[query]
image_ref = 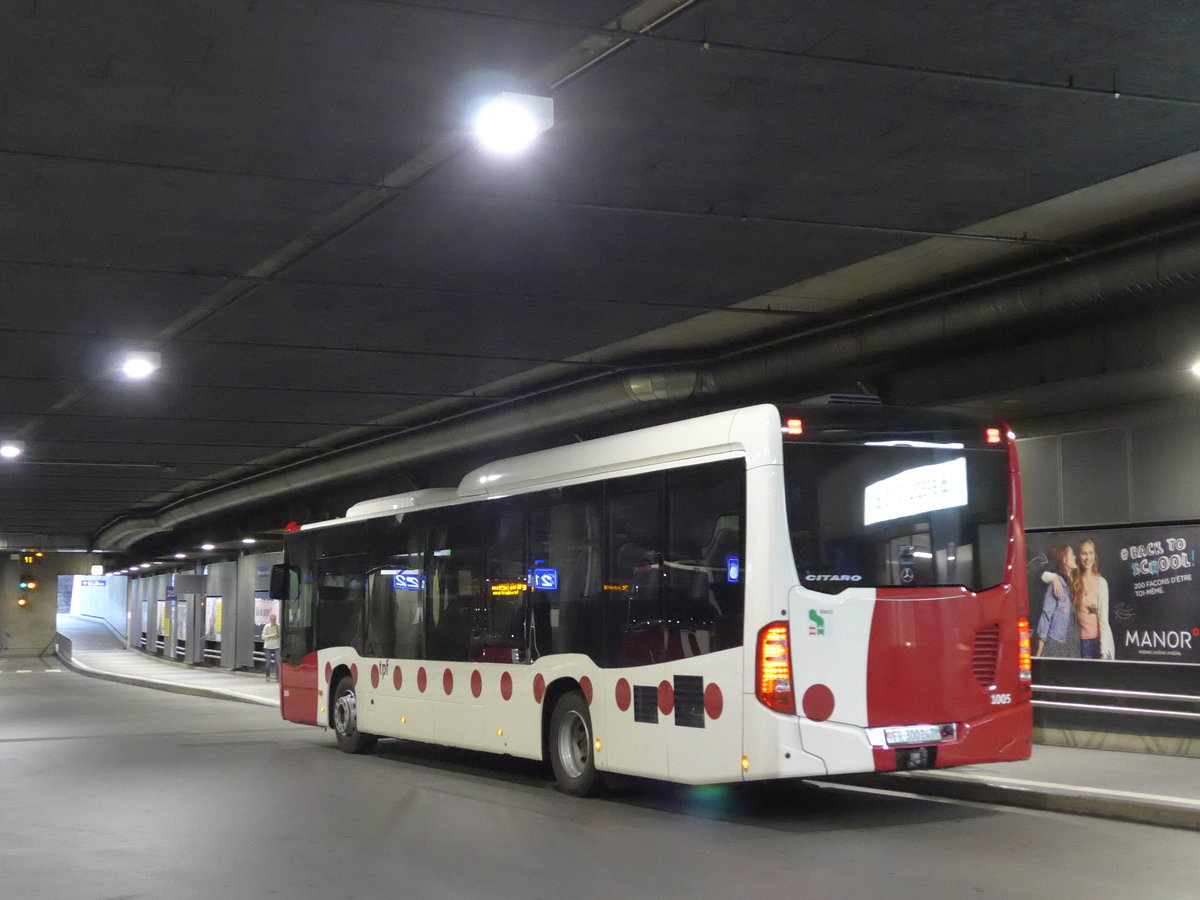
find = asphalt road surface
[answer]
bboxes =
[2,662,1193,900]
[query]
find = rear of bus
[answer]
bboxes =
[747,404,1032,778]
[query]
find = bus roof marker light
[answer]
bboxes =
[1,440,24,459]
[120,350,161,380]
[472,92,553,155]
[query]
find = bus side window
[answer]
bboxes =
[664,461,746,657]
[367,515,427,660]
[315,553,367,655]
[528,485,603,661]
[426,505,482,662]
[606,473,665,667]
[476,499,529,663]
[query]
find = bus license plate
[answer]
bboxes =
[885,725,941,746]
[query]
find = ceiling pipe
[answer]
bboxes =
[92,369,709,550]
[93,220,1200,552]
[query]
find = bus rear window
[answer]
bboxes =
[783,443,1009,593]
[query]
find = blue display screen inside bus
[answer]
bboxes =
[726,556,741,583]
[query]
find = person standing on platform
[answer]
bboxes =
[263,613,281,682]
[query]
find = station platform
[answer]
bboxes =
[55,614,279,708]
[52,615,1200,830]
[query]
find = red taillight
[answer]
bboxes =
[785,418,803,435]
[756,621,795,714]
[986,427,1003,444]
[1017,617,1032,682]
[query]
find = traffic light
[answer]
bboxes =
[14,550,42,609]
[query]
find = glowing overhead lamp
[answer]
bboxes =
[241,537,257,545]
[472,92,553,155]
[200,543,216,551]
[1191,359,1200,377]
[121,350,161,380]
[0,440,24,459]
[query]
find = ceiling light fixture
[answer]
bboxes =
[472,92,553,155]
[200,543,216,551]
[241,537,257,545]
[121,350,161,380]
[0,440,24,459]
[1191,359,1200,377]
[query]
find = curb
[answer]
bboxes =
[55,642,280,709]
[831,771,1200,832]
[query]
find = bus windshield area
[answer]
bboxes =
[783,442,1010,593]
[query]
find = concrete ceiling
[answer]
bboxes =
[4,0,1200,556]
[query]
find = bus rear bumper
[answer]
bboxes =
[868,701,1033,772]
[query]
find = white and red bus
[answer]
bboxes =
[271,401,1032,794]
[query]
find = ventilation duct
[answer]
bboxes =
[93,221,1200,551]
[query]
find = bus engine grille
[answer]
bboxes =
[972,624,1001,686]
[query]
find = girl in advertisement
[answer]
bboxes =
[1077,538,1115,660]
[1036,543,1080,657]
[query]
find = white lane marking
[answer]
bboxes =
[907,770,1200,808]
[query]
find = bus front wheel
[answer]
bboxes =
[548,691,603,796]
[332,676,377,755]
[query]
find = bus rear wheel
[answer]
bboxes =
[332,676,377,755]
[548,691,603,796]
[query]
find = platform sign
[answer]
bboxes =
[393,570,422,591]
[533,568,559,591]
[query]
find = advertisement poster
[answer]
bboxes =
[175,598,189,643]
[1027,526,1199,664]
[205,596,222,642]
[254,594,281,638]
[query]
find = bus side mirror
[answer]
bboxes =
[270,564,300,600]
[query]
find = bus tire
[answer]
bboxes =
[548,690,603,796]
[332,676,377,755]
